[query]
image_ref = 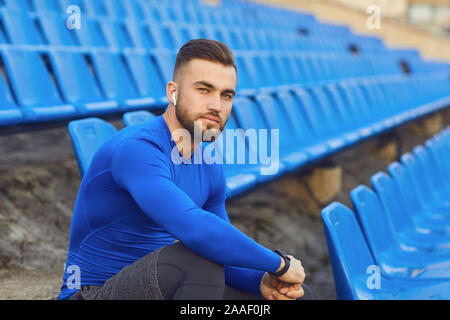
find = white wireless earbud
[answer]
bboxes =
[172,92,177,106]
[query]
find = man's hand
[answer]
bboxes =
[275,255,306,285]
[260,272,305,300]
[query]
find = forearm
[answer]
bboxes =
[225,265,265,294]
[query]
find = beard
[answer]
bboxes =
[174,95,225,143]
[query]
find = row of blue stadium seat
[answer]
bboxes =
[1,44,446,128]
[0,8,361,53]
[233,51,405,95]
[322,127,450,299]
[0,0,317,30]
[66,70,450,197]
[0,47,171,126]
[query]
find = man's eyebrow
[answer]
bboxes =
[193,81,215,89]
[194,81,235,96]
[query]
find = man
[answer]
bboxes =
[58,39,314,300]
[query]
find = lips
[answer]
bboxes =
[200,115,220,124]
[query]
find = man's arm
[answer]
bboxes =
[202,167,265,294]
[111,137,282,273]
[203,164,306,297]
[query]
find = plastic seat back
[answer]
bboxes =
[387,161,424,219]
[68,118,118,177]
[276,90,314,143]
[350,185,397,258]
[255,93,296,149]
[1,48,64,109]
[48,50,105,105]
[0,9,43,45]
[38,13,79,46]
[123,50,167,103]
[123,110,156,127]
[90,50,139,102]
[371,171,412,233]
[322,202,377,300]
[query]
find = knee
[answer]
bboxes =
[160,242,224,284]
[180,244,225,282]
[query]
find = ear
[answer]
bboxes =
[166,81,178,106]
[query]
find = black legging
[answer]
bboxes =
[157,241,315,300]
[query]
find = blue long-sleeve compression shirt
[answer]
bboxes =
[57,115,281,300]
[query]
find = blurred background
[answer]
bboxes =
[260,0,450,61]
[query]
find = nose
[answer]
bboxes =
[207,93,222,113]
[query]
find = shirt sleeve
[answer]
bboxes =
[202,164,266,294]
[111,137,281,273]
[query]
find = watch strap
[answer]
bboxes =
[270,249,290,277]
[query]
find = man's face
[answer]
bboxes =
[173,59,236,142]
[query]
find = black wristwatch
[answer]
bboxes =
[270,249,291,277]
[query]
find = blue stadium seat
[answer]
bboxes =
[216,113,258,198]
[77,0,107,18]
[278,89,327,158]
[0,9,44,45]
[151,48,176,85]
[140,23,170,49]
[102,0,128,19]
[162,23,195,50]
[233,52,258,96]
[337,82,378,137]
[350,185,450,280]
[72,17,108,47]
[414,145,450,207]
[119,0,147,22]
[68,117,117,177]
[426,134,450,195]
[98,18,135,49]
[139,2,169,23]
[1,0,33,11]
[254,93,309,171]
[122,49,168,106]
[214,26,243,50]
[294,87,347,152]
[389,157,450,235]
[253,53,279,92]
[232,96,287,178]
[47,49,120,115]
[38,13,79,46]
[125,19,153,49]
[322,83,360,143]
[89,50,156,111]
[122,110,156,127]
[401,152,450,218]
[0,48,77,122]
[32,0,62,13]
[57,0,84,16]
[0,74,23,127]
[322,202,450,300]
[370,171,450,255]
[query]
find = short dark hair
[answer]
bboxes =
[173,39,237,80]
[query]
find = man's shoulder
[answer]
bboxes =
[114,118,169,153]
